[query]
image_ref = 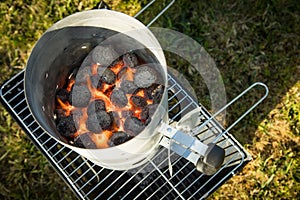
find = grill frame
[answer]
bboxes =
[0,70,251,199]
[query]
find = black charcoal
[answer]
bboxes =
[124,117,145,136]
[117,66,128,79]
[86,110,113,133]
[108,131,133,146]
[70,85,91,107]
[145,84,164,101]
[134,65,157,88]
[87,99,106,115]
[120,80,138,94]
[74,132,97,149]
[56,89,70,103]
[140,106,149,122]
[110,88,128,108]
[54,109,66,120]
[130,95,147,108]
[92,45,118,67]
[97,67,116,85]
[56,115,77,138]
[123,53,138,68]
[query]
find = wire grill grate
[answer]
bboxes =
[1,70,251,199]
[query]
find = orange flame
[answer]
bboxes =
[110,60,124,74]
[66,79,75,92]
[56,98,74,116]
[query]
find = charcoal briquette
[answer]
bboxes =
[130,95,147,108]
[123,53,138,68]
[120,80,138,94]
[56,115,77,138]
[56,89,70,103]
[90,75,103,90]
[121,110,133,118]
[108,131,133,146]
[147,104,158,117]
[92,45,118,67]
[70,85,91,107]
[145,84,164,101]
[124,117,145,136]
[87,99,106,115]
[140,106,149,122]
[86,110,113,133]
[134,65,157,88]
[151,84,165,104]
[97,67,116,85]
[74,132,97,149]
[54,109,66,120]
[111,111,121,128]
[75,66,91,84]
[117,66,128,79]
[110,88,128,108]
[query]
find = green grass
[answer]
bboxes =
[1,0,299,199]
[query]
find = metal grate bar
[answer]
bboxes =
[145,159,190,199]
[62,154,82,170]
[149,159,185,199]
[1,79,23,97]
[73,163,100,184]
[12,98,25,109]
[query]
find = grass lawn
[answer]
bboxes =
[0,0,299,199]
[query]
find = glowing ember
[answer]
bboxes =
[54,49,164,149]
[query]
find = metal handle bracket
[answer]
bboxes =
[159,122,225,175]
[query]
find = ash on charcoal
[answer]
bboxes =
[69,85,91,107]
[124,117,145,136]
[56,115,78,138]
[123,53,138,68]
[74,132,97,149]
[108,131,133,147]
[120,80,138,94]
[134,65,157,88]
[117,66,128,79]
[140,104,158,124]
[147,104,158,117]
[97,67,116,85]
[110,88,128,108]
[130,95,147,108]
[90,75,103,90]
[75,66,91,84]
[92,45,118,67]
[87,99,106,115]
[111,111,121,128]
[56,89,70,103]
[121,110,133,118]
[86,110,113,133]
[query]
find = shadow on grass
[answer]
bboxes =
[138,0,299,145]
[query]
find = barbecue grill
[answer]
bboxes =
[0,1,268,199]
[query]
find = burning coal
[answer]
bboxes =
[54,45,164,149]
